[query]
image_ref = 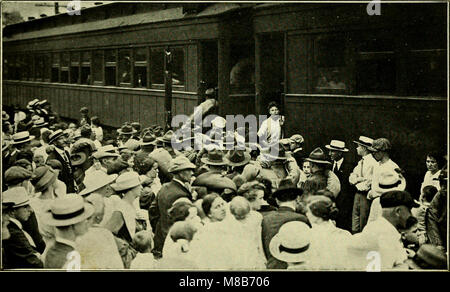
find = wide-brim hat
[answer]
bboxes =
[32,118,49,128]
[325,140,349,152]
[373,170,407,194]
[117,125,137,135]
[272,178,303,200]
[201,149,229,166]
[157,130,175,144]
[70,152,88,166]
[48,129,68,144]
[140,134,157,146]
[225,150,251,167]
[193,172,237,192]
[11,131,35,145]
[269,221,311,263]
[79,171,118,196]
[32,166,58,193]
[168,156,197,173]
[42,194,94,227]
[305,147,332,165]
[353,136,374,148]
[110,171,142,192]
[415,244,447,269]
[2,111,10,121]
[2,187,30,208]
[92,151,120,160]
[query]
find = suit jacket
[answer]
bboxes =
[333,158,355,232]
[150,180,193,253]
[22,212,46,254]
[44,242,75,269]
[2,221,43,269]
[261,206,310,269]
[46,147,76,193]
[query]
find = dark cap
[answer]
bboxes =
[380,190,419,209]
[4,166,33,185]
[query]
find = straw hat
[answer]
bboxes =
[325,140,349,152]
[2,187,30,208]
[79,170,118,196]
[110,171,142,192]
[168,156,196,173]
[373,170,407,195]
[92,151,120,160]
[117,124,137,135]
[48,129,68,144]
[11,131,35,145]
[269,221,311,263]
[42,194,94,227]
[353,136,374,148]
[31,166,58,193]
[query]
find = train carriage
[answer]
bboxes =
[2,2,448,194]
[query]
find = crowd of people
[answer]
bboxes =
[1,99,448,270]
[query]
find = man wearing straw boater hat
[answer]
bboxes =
[349,136,378,234]
[43,194,94,269]
[2,187,44,268]
[150,155,197,258]
[325,139,353,232]
[7,131,35,170]
[46,129,76,193]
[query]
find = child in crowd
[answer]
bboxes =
[130,230,157,269]
[412,185,438,245]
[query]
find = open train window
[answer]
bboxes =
[150,46,185,88]
[230,43,254,94]
[3,55,10,80]
[51,53,60,82]
[355,34,396,95]
[171,48,185,86]
[314,35,348,93]
[118,49,132,86]
[150,48,164,85]
[81,51,91,85]
[92,50,104,85]
[43,54,50,82]
[34,54,44,81]
[134,47,148,88]
[105,49,117,86]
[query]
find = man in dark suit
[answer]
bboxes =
[261,179,310,269]
[326,139,354,232]
[2,187,43,269]
[46,129,76,193]
[150,156,197,258]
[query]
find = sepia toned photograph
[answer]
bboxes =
[1,0,448,274]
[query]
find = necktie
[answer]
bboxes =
[360,159,364,177]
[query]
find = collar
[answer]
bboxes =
[55,237,77,249]
[173,179,191,192]
[277,204,296,212]
[334,157,344,168]
[54,146,66,156]
[9,217,23,230]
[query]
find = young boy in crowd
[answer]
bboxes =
[412,185,438,245]
[130,230,157,269]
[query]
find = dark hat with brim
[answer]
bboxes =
[305,147,332,165]
[117,125,137,135]
[71,152,88,166]
[272,178,303,201]
[32,166,58,193]
[226,150,251,167]
[201,149,229,166]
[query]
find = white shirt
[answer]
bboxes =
[420,170,441,196]
[257,116,282,146]
[347,217,408,270]
[349,153,378,192]
[368,159,400,200]
[333,158,344,172]
[130,253,157,269]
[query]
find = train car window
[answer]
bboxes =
[118,49,132,86]
[134,47,148,88]
[43,54,50,82]
[92,50,104,84]
[61,52,69,83]
[171,48,185,86]
[23,55,33,81]
[229,43,254,94]
[355,34,396,95]
[81,51,91,85]
[105,50,117,86]
[70,52,80,84]
[3,55,10,80]
[150,49,164,85]
[34,54,44,81]
[314,36,347,93]
[407,28,446,97]
[51,53,60,82]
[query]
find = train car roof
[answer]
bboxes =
[3,2,258,42]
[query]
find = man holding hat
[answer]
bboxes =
[2,187,44,268]
[150,155,197,258]
[347,190,419,270]
[261,179,310,269]
[349,136,378,234]
[43,194,94,269]
[326,139,353,232]
[46,129,76,193]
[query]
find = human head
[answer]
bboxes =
[380,190,419,231]
[2,204,12,240]
[229,196,251,221]
[3,187,33,223]
[238,181,266,211]
[49,130,69,149]
[133,230,154,253]
[267,101,280,116]
[370,138,391,162]
[302,160,311,175]
[4,166,33,188]
[110,171,143,199]
[306,195,339,225]
[202,194,227,222]
[168,200,197,224]
[303,174,327,196]
[80,125,92,139]
[41,129,52,144]
[426,151,445,173]
[91,116,100,127]
[31,166,58,193]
